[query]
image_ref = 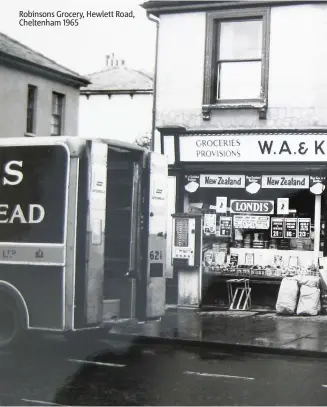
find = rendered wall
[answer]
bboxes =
[0,64,80,138]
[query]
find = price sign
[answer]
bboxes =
[297,218,311,238]
[271,218,284,239]
[230,254,239,266]
[219,216,232,237]
[284,218,298,239]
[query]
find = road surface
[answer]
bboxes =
[0,333,327,405]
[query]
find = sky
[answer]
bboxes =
[1,0,156,76]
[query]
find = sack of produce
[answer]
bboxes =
[294,275,320,288]
[296,285,321,316]
[276,277,299,315]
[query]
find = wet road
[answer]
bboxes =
[1,334,327,405]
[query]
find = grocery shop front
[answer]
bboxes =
[162,128,327,309]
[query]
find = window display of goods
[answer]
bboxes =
[269,239,278,249]
[202,262,319,278]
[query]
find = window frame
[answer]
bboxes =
[202,7,270,120]
[51,92,65,136]
[26,84,37,135]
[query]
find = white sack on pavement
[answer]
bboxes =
[296,285,321,316]
[294,275,320,288]
[276,277,299,315]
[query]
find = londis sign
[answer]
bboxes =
[0,145,68,243]
[179,134,327,162]
[230,200,274,215]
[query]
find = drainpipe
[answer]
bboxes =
[146,12,159,152]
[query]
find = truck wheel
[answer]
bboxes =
[0,297,22,349]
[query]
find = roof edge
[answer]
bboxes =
[80,89,153,95]
[0,50,90,87]
[84,66,153,81]
[141,0,327,15]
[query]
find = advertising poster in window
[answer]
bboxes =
[284,218,298,239]
[216,196,227,213]
[245,175,262,194]
[297,218,311,239]
[204,213,216,234]
[277,198,289,215]
[233,215,270,230]
[309,175,326,195]
[219,216,232,237]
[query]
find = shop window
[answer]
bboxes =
[26,85,37,134]
[202,8,270,120]
[183,173,325,280]
[51,92,65,136]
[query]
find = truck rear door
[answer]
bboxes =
[144,151,168,319]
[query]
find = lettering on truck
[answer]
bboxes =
[0,160,45,224]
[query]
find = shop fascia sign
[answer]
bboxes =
[179,134,327,162]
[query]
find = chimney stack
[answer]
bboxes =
[105,53,126,68]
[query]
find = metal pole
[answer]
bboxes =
[314,194,322,266]
[146,13,160,152]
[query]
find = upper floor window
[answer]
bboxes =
[51,92,65,136]
[26,85,37,134]
[203,8,270,120]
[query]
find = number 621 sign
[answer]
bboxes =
[149,250,163,261]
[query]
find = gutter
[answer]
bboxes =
[146,12,160,152]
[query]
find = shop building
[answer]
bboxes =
[141,0,327,308]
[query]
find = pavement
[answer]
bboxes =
[106,307,327,358]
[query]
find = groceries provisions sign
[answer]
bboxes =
[230,200,274,214]
[0,145,69,243]
[179,134,327,162]
[200,175,245,188]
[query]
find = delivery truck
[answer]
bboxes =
[0,136,168,348]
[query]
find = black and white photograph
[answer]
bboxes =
[1,0,327,405]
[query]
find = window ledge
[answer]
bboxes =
[24,132,36,137]
[202,102,267,120]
